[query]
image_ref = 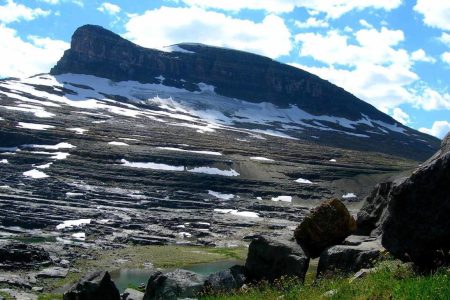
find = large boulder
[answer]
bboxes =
[63,271,120,300]
[317,237,383,277]
[356,182,392,236]
[245,235,309,282]
[203,265,247,294]
[294,199,356,258]
[143,269,204,300]
[381,132,450,267]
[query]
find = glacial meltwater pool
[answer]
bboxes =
[111,260,242,292]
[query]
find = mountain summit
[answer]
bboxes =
[50,25,438,160]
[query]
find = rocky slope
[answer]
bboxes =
[0,24,437,253]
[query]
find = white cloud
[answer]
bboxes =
[391,107,410,125]
[414,0,450,31]
[439,33,450,48]
[0,0,50,24]
[0,24,69,78]
[419,121,450,139]
[97,2,121,15]
[359,19,373,29]
[39,0,60,4]
[180,0,402,18]
[413,87,450,111]
[294,17,329,29]
[124,6,292,59]
[411,49,436,63]
[442,52,450,65]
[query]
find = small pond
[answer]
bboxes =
[111,259,242,292]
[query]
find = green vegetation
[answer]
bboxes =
[201,261,450,300]
[37,294,63,300]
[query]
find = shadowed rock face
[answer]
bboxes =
[52,25,381,120]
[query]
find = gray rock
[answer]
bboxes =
[0,242,50,270]
[143,269,204,300]
[0,289,37,300]
[348,268,375,283]
[381,133,450,267]
[123,288,144,300]
[63,271,120,300]
[31,287,44,293]
[317,238,383,277]
[203,265,247,294]
[245,235,309,282]
[37,266,69,278]
[0,274,31,289]
[356,182,392,236]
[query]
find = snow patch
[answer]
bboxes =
[23,169,48,179]
[108,141,129,146]
[188,167,239,177]
[56,219,91,230]
[17,122,54,130]
[157,147,222,156]
[208,190,234,200]
[250,157,274,162]
[120,159,184,171]
[271,196,292,203]
[67,128,88,135]
[72,232,86,240]
[295,178,313,184]
[214,209,259,218]
[0,159,8,164]
[342,193,357,199]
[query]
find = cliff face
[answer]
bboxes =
[51,25,390,123]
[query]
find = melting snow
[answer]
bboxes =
[208,190,234,200]
[1,105,55,118]
[188,167,239,177]
[56,219,91,230]
[67,128,88,134]
[271,196,292,203]
[0,159,8,164]
[342,193,357,199]
[157,146,222,156]
[250,156,274,162]
[23,169,49,179]
[214,209,260,218]
[17,122,54,130]
[295,178,313,184]
[26,142,75,150]
[108,141,129,146]
[120,159,184,171]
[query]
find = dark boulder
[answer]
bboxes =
[381,133,450,267]
[317,237,383,277]
[143,269,204,300]
[0,241,51,270]
[294,199,356,258]
[245,235,309,282]
[356,182,392,236]
[63,271,120,300]
[203,265,247,294]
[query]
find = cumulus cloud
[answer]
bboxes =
[0,24,69,78]
[391,107,410,125]
[411,49,436,63]
[414,0,450,31]
[0,0,50,24]
[180,0,402,18]
[439,33,450,47]
[413,87,450,111]
[97,2,121,15]
[419,121,450,139]
[294,17,329,29]
[124,6,292,59]
[442,52,450,65]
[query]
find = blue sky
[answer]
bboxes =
[0,0,449,138]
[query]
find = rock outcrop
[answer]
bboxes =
[63,271,120,300]
[317,237,383,277]
[356,182,392,236]
[143,269,204,300]
[294,199,356,258]
[0,242,50,270]
[245,235,309,282]
[381,133,450,267]
[203,265,247,294]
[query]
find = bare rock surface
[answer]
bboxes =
[294,199,356,258]
[63,271,120,300]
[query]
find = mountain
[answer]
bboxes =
[50,24,439,161]
[0,24,438,248]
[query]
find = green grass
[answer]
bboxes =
[37,294,63,300]
[201,261,450,300]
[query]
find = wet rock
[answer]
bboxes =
[382,133,450,267]
[245,235,309,282]
[203,265,247,294]
[356,182,392,236]
[0,242,51,270]
[317,238,383,277]
[63,271,120,300]
[143,269,204,300]
[294,199,356,258]
[123,288,144,300]
[37,266,69,278]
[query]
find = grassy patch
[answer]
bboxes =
[201,261,450,300]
